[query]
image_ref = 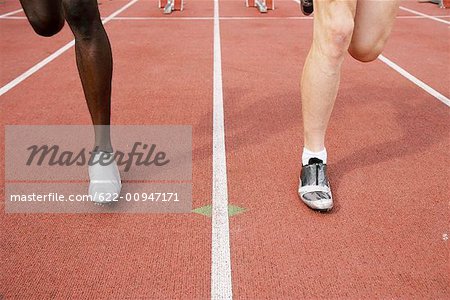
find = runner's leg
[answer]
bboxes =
[63,0,113,152]
[301,0,357,153]
[349,0,400,62]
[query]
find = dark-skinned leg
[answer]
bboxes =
[63,0,113,153]
[20,0,113,152]
[62,0,120,203]
[19,0,120,203]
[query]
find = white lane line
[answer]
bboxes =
[2,15,450,21]
[294,0,450,24]
[0,16,27,19]
[0,43,75,97]
[397,15,450,19]
[399,6,450,25]
[378,54,450,107]
[113,16,213,20]
[101,0,139,23]
[211,0,232,298]
[221,16,311,20]
[220,15,449,20]
[111,16,311,20]
[0,0,139,97]
[0,8,23,18]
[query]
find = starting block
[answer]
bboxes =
[159,0,183,14]
[246,0,274,13]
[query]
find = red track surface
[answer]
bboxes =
[1,0,449,298]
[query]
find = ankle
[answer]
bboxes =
[302,147,327,165]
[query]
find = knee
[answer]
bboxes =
[317,18,355,63]
[28,14,64,37]
[348,38,385,63]
[63,0,102,39]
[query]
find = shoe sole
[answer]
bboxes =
[300,198,333,212]
[298,180,333,212]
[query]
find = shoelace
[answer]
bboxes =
[315,163,319,185]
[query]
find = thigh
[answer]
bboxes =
[314,0,357,24]
[351,0,400,49]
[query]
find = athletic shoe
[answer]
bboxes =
[298,158,333,211]
[89,152,122,204]
[300,0,314,16]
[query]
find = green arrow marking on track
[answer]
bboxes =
[227,205,246,217]
[192,204,246,217]
[192,205,213,217]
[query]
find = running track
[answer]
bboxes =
[1,0,449,298]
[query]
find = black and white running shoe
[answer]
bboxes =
[298,158,333,211]
[300,0,314,16]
